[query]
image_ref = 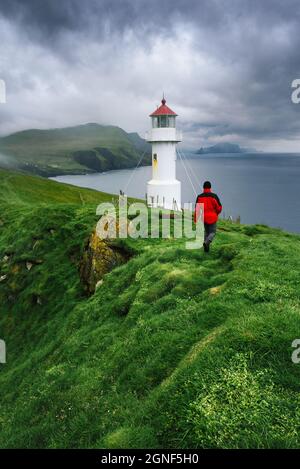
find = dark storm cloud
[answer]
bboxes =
[1,0,299,42]
[0,0,219,37]
[1,0,300,150]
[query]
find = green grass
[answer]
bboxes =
[0,123,150,176]
[0,168,300,448]
[0,168,118,206]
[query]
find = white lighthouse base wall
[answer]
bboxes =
[147,179,181,211]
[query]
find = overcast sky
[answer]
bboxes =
[0,0,300,150]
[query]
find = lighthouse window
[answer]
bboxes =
[152,117,158,128]
[168,116,175,127]
[158,115,167,127]
[156,115,176,128]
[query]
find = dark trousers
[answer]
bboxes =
[204,222,217,245]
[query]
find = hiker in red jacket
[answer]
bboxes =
[194,181,222,252]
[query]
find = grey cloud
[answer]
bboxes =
[1,0,300,151]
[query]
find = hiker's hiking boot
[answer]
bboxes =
[203,241,209,253]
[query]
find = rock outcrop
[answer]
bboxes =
[80,230,129,295]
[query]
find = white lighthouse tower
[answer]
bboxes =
[146,97,182,210]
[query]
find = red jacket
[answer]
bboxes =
[194,188,222,224]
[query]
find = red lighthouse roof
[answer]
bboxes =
[150,97,178,117]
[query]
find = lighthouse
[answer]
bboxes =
[146,97,182,210]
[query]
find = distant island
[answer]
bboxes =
[195,142,258,154]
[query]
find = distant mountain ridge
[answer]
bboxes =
[0,123,151,177]
[196,142,257,154]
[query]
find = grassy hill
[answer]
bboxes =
[1,168,300,448]
[0,123,151,177]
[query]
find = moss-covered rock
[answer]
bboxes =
[80,230,128,295]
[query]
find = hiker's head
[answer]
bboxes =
[203,181,211,189]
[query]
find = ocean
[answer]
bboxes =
[51,152,300,233]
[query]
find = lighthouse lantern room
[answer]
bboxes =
[146,97,182,210]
